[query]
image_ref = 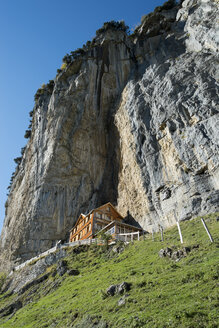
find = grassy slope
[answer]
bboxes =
[0,213,218,328]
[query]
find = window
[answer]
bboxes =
[97,224,103,231]
[89,224,91,231]
[106,226,115,235]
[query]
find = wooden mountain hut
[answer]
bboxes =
[69,202,142,242]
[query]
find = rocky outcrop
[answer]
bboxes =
[1,248,67,294]
[0,0,218,270]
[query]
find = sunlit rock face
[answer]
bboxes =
[1,0,218,270]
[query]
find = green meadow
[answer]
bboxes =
[0,213,218,328]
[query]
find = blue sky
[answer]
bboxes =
[0,0,165,232]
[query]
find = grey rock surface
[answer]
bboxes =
[0,0,218,269]
[1,248,66,293]
[106,284,117,297]
[57,260,68,277]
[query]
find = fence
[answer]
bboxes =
[12,234,141,273]
[115,231,140,242]
[12,239,100,273]
[13,246,57,272]
[65,239,99,247]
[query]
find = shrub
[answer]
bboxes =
[34,82,51,101]
[34,88,44,101]
[61,62,67,70]
[7,172,15,193]
[61,48,85,67]
[154,0,176,13]
[62,54,72,64]
[21,146,26,156]
[97,232,111,250]
[96,20,129,36]
[85,40,91,48]
[34,81,54,101]
[70,48,85,59]
[47,80,54,93]
[28,121,32,129]
[24,130,31,139]
[14,157,22,165]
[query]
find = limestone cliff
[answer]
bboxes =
[1,0,218,270]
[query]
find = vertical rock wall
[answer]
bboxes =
[0,31,135,268]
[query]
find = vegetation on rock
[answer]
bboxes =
[95,20,129,36]
[154,0,177,13]
[24,129,31,139]
[34,80,54,101]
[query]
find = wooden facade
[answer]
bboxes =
[69,202,142,242]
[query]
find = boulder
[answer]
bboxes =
[158,247,172,258]
[106,285,117,296]
[117,282,131,294]
[106,282,131,296]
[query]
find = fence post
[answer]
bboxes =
[131,234,133,243]
[160,225,164,242]
[138,231,140,241]
[176,221,183,244]
[201,218,214,242]
[152,229,154,241]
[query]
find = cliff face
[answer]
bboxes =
[1,0,218,269]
